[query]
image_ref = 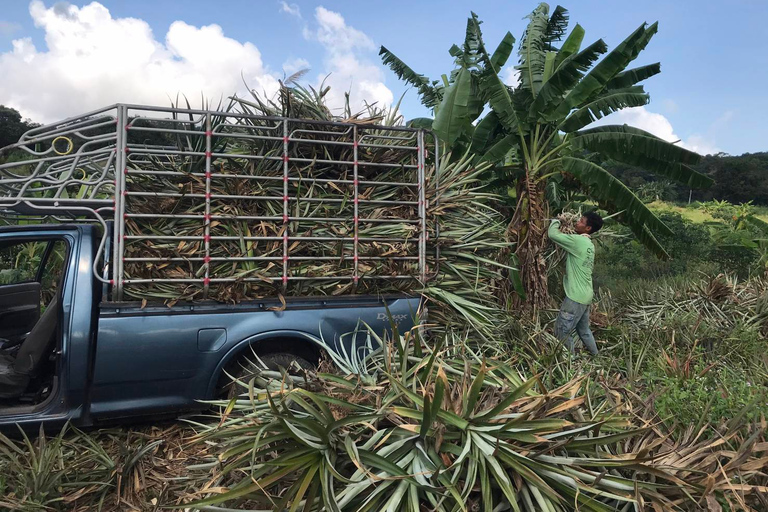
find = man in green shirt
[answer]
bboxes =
[548,212,603,355]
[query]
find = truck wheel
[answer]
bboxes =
[222,352,314,400]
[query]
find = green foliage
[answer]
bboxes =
[381,3,712,295]
[636,180,677,202]
[0,241,45,285]
[184,325,756,511]
[697,200,767,277]
[0,105,39,150]
[649,363,765,428]
[606,152,768,207]
[594,212,713,288]
[0,424,160,511]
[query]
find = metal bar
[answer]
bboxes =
[10,107,117,147]
[123,235,419,243]
[217,121,281,132]
[0,147,115,171]
[0,197,112,206]
[115,105,128,299]
[282,119,289,291]
[432,131,440,281]
[124,256,419,262]
[203,129,419,151]
[125,169,419,188]
[203,112,212,298]
[9,125,117,156]
[110,107,123,297]
[125,213,420,224]
[124,276,418,284]
[290,126,352,138]
[1,103,434,302]
[102,220,112,299]
[123,191,418,206]
[123,148,419,169]
[126,125,206,136]
[353,125,359,287]
[0,201,112,286]
[418,130,426,283]
[119,103,424,132]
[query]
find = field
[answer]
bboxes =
[3,1,768,507]
[646,200,768,224]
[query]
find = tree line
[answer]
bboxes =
[606,152,768,206]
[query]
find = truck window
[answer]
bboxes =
[0,239,67,305]
[0,241,48,285]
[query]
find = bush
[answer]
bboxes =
[649,363,766,428]
[594,212,715,290]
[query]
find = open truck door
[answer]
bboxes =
[0,226,97,431]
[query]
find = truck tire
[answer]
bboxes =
[222,352,314,400]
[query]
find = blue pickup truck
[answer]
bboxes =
[0,104,432,431]
[0,223,419,431]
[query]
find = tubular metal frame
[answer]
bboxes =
[0,103,438,301]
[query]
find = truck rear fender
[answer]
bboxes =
[206,330,324,397]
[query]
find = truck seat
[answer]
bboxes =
[0,295,59,399]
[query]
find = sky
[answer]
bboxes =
[0,0,766,156]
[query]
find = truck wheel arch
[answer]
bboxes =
[206,330,324,398]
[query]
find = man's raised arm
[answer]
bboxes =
[548,219,580,255]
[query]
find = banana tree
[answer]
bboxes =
[381,3,713,308]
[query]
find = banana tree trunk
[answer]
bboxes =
[509,170,549,310]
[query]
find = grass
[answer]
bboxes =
[645,200,768,224]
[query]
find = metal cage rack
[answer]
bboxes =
[0,104,437,301]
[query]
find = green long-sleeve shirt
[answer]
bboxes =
[548,219,595,305]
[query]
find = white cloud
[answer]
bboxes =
[501,66,520,87]
[303,6,393,115]
[0,1,281,123]
[595,106,720,156]
[662,98,679,113]
[0,21,22,37]
[279,1,301,18]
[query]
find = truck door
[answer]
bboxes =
[0,229,82,429]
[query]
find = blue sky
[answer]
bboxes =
[0,0,766,155]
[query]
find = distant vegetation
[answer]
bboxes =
[606,152,768,206]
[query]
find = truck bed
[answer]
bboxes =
[89,294,420,420]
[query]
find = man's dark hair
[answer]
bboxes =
[584,211,603,233]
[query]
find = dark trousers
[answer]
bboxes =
[555,297,598,355]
